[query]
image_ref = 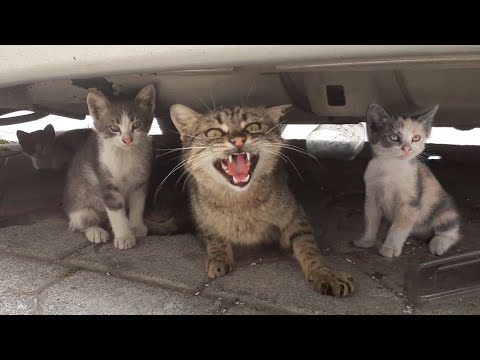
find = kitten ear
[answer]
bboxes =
[415,105,439,131]
[86,91,111,121]
[16,130,33,153]
[44,124,55,141]
[135,84,156,114]
[170,104,201,137]
[366,104,390,125]
[266,104,292,123]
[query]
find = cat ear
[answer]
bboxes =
[266,104,292,123]
[135,84,156,115]
[86,91,111,121]
[170,104,201,137]
[16,130,33,153]
[366,104,390,125]
[415,105,438,131]
[44,124,55,141]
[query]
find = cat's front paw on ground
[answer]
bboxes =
[310,269,354,297]
[131,223,148,237]
[353,236,376,248]
[206,257,233,279]
[114,234,136,250]
[429,236,454,256]
[379,243,403,257]
[85,227,109,244]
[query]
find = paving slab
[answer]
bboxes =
[0,295,37,315]
[0,216,89,260]
[203,257,406,315]
[0,253,68,295]
[64,234,208,291]
[39,271,221,315]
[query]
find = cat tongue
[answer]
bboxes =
[227,154,249,181]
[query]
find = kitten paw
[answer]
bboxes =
[131,223,148,237]
[379,243,403,258]
[310,269,354,297]
[353,236,376,248]
[114,234,136,250]
[429,236,454,256]
[84,227,109,244]
[206,258,233,279]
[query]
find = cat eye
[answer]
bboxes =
[412,135,421,142]
[205,129,224,138]
[389,134,399,142]
[245,122,262,133]
[132,121,142,130]
[109,125,120,132]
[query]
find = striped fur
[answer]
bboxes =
[169,104,354,296]
[354,104,461,257]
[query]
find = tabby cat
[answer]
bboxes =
[354,104,461,257]
[169,104,354,296]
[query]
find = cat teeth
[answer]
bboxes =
[233,174,250,184]
[222,162,227,170]
[228,155,233,163]
[246,152,251,161]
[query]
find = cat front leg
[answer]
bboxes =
[379,204,417,257]
[282,210,354,297]
[103,185,136,250]
[355,191,383,248]
[128,186,148,237]
[198,230,234,279]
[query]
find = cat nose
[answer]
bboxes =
[401,145,411,152]
[122,137,133,145]
[229,136,246,147]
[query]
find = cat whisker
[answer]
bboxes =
[265,118,289,135]
[168,130,203,140]
[154,151,212,200]
[210,88,216,111]
[263,148,304,183]
[246,82,254,105]
[264,143,320,163]
[198,97,212,112]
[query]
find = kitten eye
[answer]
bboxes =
[205,129,224,138]
[389,134,399,142]
[109,125,120,132]
[132,121,142,130]
[245,122,262,133]
[412,135,421,142]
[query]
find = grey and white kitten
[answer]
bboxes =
[17,124,91,171]
[64,84,156,249]
[354,104,461,257]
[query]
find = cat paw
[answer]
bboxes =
[131,223,148,237]
[310,269,354,297]
[114,234,136,250]
[85,227,109,244]
[379,243,403,258]
[353,236,376,248]
[429,236,454,256]
[206,257,233,279]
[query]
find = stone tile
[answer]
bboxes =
[40,271,220,315]
[204,257,405,315]
[64,234,207,291]
[0,253,67,295]
[0,217,89,260]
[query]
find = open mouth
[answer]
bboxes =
[214,152,259,187]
